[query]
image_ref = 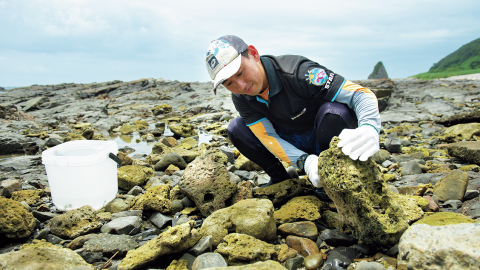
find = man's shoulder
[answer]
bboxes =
[263,54,313,74]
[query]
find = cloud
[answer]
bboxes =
[0,0,479,85]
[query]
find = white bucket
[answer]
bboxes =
[42,140,119,211]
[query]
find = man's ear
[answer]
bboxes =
[247,45,260,61]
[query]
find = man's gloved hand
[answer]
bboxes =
[337,125,379,161]
[304,154,321,188]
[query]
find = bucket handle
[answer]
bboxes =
[109,153,122,168]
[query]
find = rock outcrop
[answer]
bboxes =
[368,61,389,79]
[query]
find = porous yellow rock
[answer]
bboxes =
[215,233,289,265]
[318,137,425,247]
[0,197,35,239]
[64,133,86,142]
[177,137,198,150]
[131,184,172,213]
[169,123,198,137]
[10,190,42,205]
[49,205,103,239]
[117,165,155,190]
[145,142,200,165]
[274,196,323,224]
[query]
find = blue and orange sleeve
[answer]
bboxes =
[248,118,306,167]
[331,80,381,133]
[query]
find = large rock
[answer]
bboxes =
[200,199,277,247]
[440,123,480,142]
[368,61,389,79]
[215,233,291,265]
[432,170,469,202]
[0,197,36,239]
[49,205,103,239]
[318,137,426,246]
[180,149,236,217]
[117,165,155,190]
[398,223,480,269]
[447,141,480,165]
[0,240,94,270]
[118,221,202,270]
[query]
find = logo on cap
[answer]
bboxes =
[207,55,219,71]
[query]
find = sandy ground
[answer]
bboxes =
[441,73,480,80]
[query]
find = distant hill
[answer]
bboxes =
[413,37,480,80]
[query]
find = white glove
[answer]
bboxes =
[304,155,321,188]
[337,125,379,161]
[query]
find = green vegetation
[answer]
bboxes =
[412,37,480,80]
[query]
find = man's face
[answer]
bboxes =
[222,46,267,96]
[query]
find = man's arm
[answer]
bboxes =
[331,80,381,132]
[248,118,306,168]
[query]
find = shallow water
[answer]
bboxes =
[109,126,214,157]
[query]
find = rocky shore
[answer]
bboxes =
[0,76,479,270]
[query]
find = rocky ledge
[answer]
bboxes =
[0,77,480,270]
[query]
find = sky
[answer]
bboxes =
[1,0,480,87]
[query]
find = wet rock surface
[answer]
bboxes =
[1,77,480,269]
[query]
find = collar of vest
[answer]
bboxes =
[245,56,282,101]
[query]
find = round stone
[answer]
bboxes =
[304,253,324,270]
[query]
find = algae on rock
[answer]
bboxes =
[117,165,155,190]
[49,205,103,239]
[131,184,172,213]
[318,137,425,246]
[274,196,323,224]
[440,123,480,142]
[118,221,202,270]
[145,142,200,165]
[0,197,36,239]
[253,178,307,206]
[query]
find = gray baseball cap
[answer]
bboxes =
[205,35,248,94]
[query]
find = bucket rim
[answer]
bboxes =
[42,140,118,167]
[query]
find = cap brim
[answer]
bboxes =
[212,54,242,94]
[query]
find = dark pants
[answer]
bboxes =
[227,102,358,175]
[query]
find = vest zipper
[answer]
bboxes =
[291,108,306,120]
